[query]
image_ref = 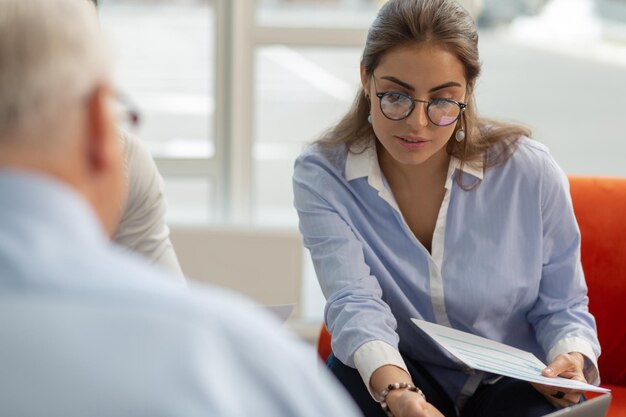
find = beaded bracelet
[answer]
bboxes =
[379,382,426,417]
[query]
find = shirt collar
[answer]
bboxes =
[345,144,484,191]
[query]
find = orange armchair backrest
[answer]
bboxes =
[569,176,626,386]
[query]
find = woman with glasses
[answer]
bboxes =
[292,1,600,417]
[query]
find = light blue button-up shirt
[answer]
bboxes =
[0,170,362,417]
[293,138,600,404]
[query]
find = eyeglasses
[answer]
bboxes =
[373,76,466,126]
[113,91,141,131]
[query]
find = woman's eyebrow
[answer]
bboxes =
[380,76,414,91]
[429,81,463,93]
[379,76,463,93]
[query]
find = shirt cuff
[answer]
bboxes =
[353,340,409,400]
[547,337,600,385]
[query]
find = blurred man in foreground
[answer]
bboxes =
[0,1,361,416]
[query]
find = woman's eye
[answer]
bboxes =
[385,92,405,103]
[431,98,453,106]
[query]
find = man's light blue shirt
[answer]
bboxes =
[0,170,361,417]
[293,138,600,403]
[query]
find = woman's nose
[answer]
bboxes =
[406,101,429,129]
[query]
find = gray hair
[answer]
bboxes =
[0,0,111,141]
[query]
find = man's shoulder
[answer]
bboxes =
[72,248,251,323]
[8,246,292,368]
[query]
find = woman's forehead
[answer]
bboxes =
[375,43,467,87]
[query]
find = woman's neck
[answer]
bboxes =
[378,143,451,191]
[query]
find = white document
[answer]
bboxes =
[411,319,609,393]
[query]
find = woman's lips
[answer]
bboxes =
[397,135,428,143]
[395,135,430,148]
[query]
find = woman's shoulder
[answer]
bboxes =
[494,137,567,192]
[295,142,349,175]
[504,137,558,172]
[515,137,551,157]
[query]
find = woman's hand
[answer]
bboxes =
[531,352,586,408]
[385,389,445,417]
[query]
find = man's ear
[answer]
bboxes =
[81,82,124,236]
[84,83,116,173]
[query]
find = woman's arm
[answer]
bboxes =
[527,151,601,404]
[294,153,398,359]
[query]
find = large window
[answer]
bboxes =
[257,0,380,27]
[253,46,362,224]
[100,0,217,223]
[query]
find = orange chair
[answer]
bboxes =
[569,177,626,417]
[317,176,626,416]
[317,323,333,364]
